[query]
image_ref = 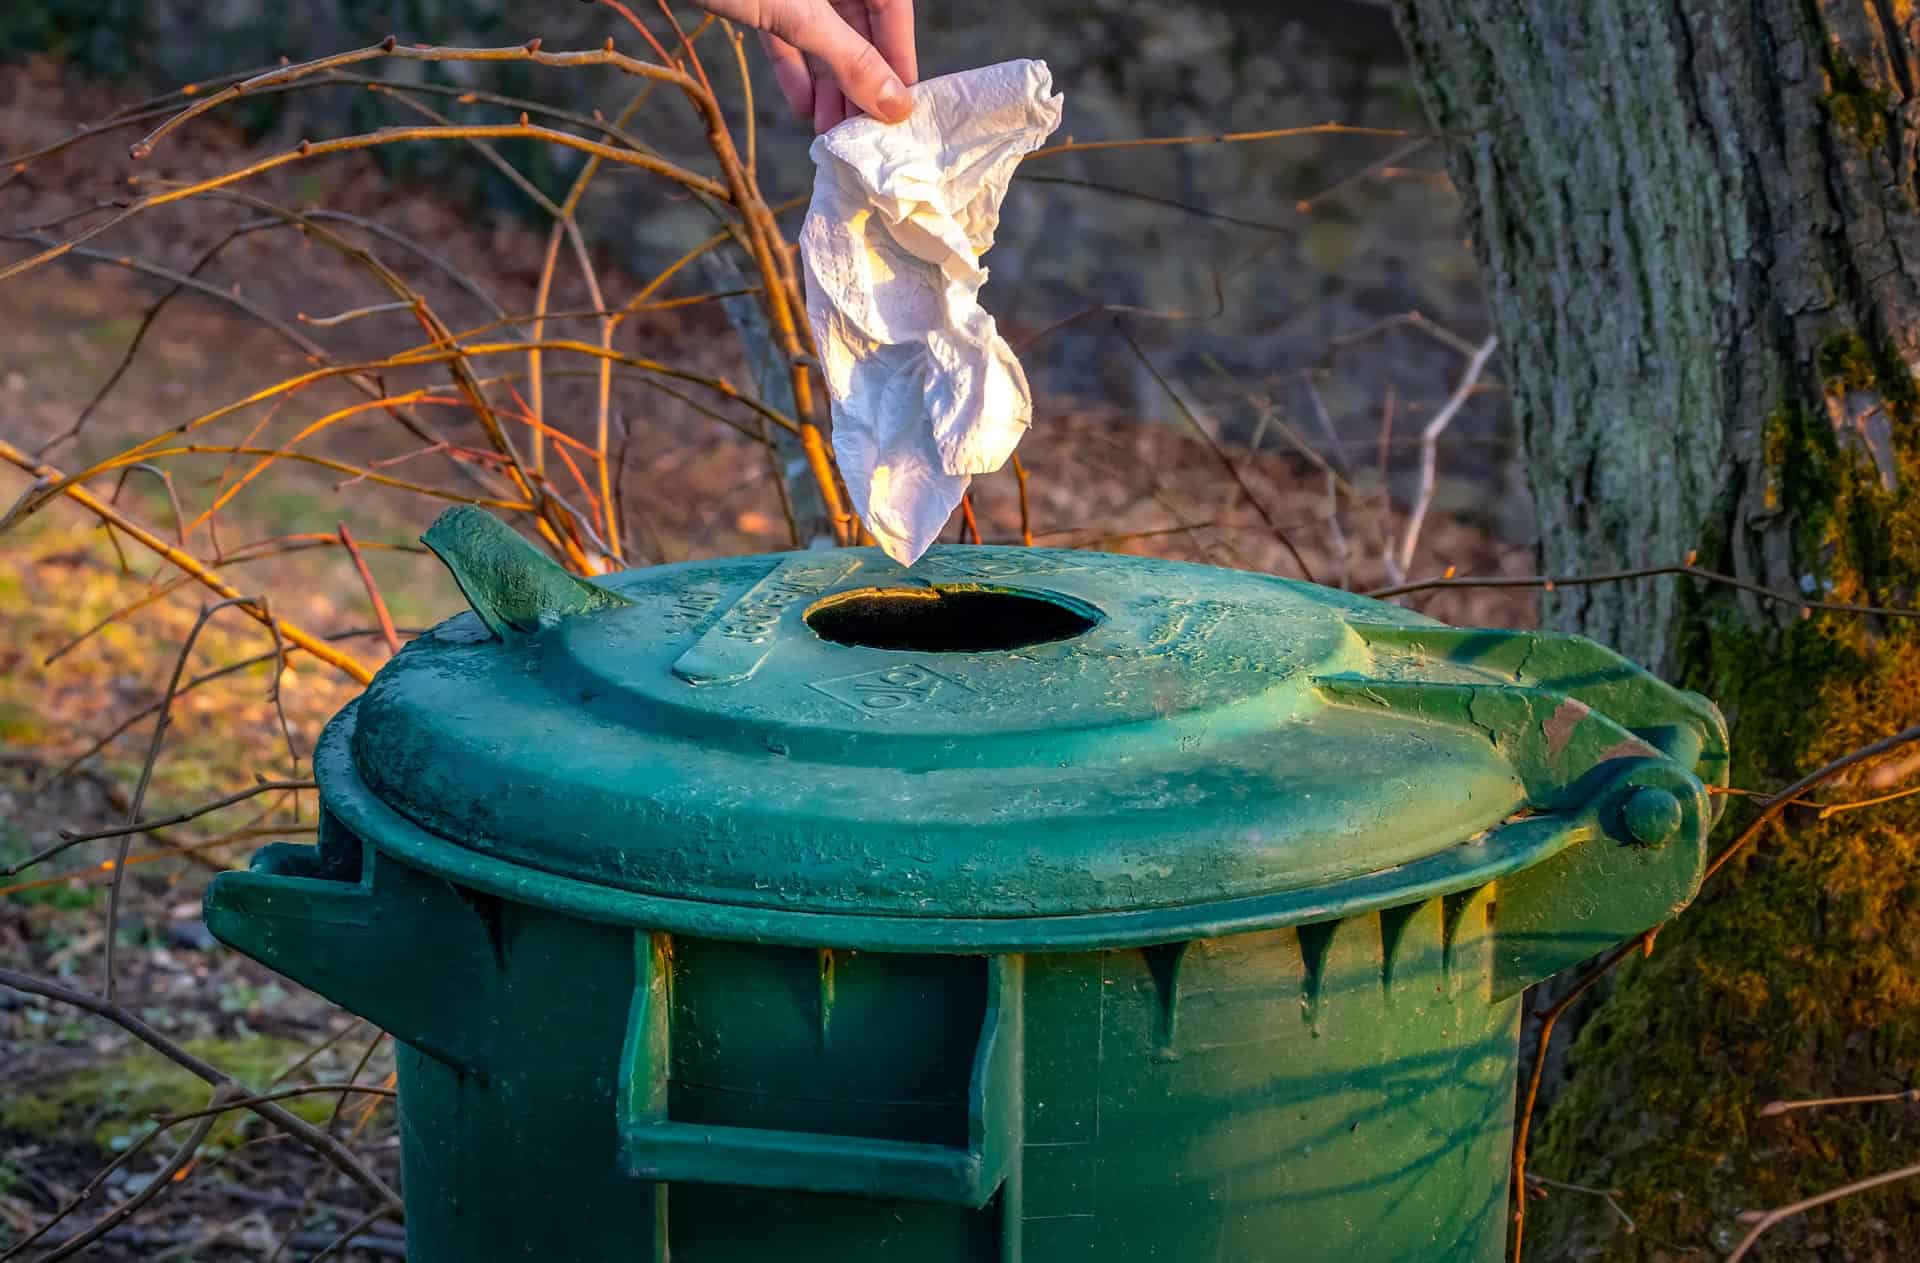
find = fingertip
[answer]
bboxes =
[874,75,912,123]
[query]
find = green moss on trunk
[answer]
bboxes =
[1822,56,1893,147]
[1534,622,1920,1257]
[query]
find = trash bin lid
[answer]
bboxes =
[331,517,1723,948]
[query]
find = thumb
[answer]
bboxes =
[760,0,912,123]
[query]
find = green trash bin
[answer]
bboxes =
[205,506,1726,1262]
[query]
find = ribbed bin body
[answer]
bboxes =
[323,835,1515,1262]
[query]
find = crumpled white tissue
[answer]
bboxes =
[800,59,1063,565]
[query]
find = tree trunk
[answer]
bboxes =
[1395,2,1920,1258]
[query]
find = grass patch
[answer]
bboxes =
[1,1033,339,1153]
[0,509,359,804]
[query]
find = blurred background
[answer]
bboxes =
[1,0,1518,544]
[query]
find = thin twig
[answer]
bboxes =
[1013,271,1226,353]
[130,40,699,156]
[1396,334,1497,574]
[0,825,313,901]
[1113,319,1317,581]
[1376,383,1400,581]
[724,20,757,182]
[350,81,634,564]
[3,220,516,513]
[1329,308,1488,359]
[180,388,490,538]
[106,597,256,1002]
[107,466,186,551]
[1365,563,1920,621]
[307,1206,396,1263]
[1523,1173,1638,1235]
[92,444,535,511]
[4,123,728,286]
[1816,783,1920,818]
[17,341,797,512]
[0,438,374,683]
[1726,1160,1920,1261]
[271,1018,368,1087]
[1199,354,1369,536]
[42,630,395,790]
[1011,454,1035,546]
[1014,172,1296,234]
[3,779,314,876]
[1296,138,1434,212]
[0,968,403,1212]
[337,523,402,654]
[1759,1088,1920,1116]
[1705,724,1920,882]
[8,224,317,459]
[1512,935,1645,1260]
[328,1030,390,1138]
[1025,122,1431,161]
[256,595,301,785]
[297,300,415,327]
[27,1087,236,1263]
[0,1092,193,1263]
[157,1082,397,1125]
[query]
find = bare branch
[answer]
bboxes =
[0,1088,205,1263]
[1396,335,1497,574]
[1010,454,1035,547]
[1705,724,1920,882]
[1726,1159,1920,1262]
[1013,173,1296,234]
[3,779,312,876]
[1328,308,1490,360]
[158,1082,397,1126]
[1026,122,1434,161]
[28,1086,236,1263]
[0,967,402,1212]
[1296,139,1434,213]
[1523,1173,1637,1236]
[130,40,701,158]
[105,599,256,1000]
[4,123,728,285]
[298,300,416,327]
[1759,1088,1920,1116]
[0,438,375,683]
[1366,562,1920,622]
[337,523,402,654]
[1114,319,1318,582]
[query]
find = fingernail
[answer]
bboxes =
[876,76,911,123]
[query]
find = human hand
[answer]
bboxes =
[688,0,917,133]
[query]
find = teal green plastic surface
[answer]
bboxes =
[203,508,1729,1262]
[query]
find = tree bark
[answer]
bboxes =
[1396,2,1920,1258]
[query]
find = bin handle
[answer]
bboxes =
[614,936,1023,1208]
[421,505,630,644]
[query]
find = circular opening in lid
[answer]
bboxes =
[805,585,1101,652]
